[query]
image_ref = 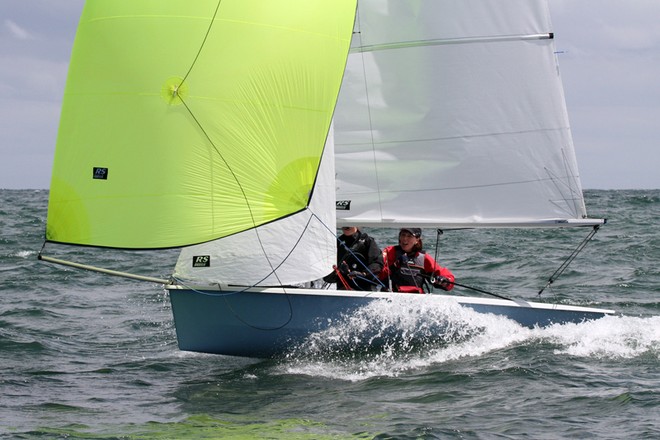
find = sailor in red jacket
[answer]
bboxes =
[380,228,455,293]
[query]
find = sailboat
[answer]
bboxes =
[40,0,614,358]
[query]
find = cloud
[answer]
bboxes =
[0,1,658,189]
[552,0,660,54]
[550,1,660,189]
[4,19,33,40]
[0,1,83,189]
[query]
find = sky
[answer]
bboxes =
[0,1,658,190]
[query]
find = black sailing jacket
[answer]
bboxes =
[323,230,384,290]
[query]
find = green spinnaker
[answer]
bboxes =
[47,0,356,248]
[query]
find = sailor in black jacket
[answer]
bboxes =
[323,226,384,290]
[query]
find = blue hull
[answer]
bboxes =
[167,286,614,358]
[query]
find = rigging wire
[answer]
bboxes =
[164,0,300,331]
[433,229,443,264]
[538,224,601,296]
[175,0,290,293]
[179,0,223,86]
[354,5,386,221]
[430,228,517,301]
[335,235,386,290]
[172,212,348,332]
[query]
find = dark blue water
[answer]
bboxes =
[1,189,658,439]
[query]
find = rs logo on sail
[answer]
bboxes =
[192,255,210,267]
[93,167,108,180]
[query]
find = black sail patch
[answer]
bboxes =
[192,255,210,267]
[93,167,108,180]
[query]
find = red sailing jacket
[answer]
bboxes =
[379,245,455,293]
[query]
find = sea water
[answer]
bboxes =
[1,189,658,439]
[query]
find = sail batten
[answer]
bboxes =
[352,32,554,53]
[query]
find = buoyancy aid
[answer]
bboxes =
[385,247,429,293]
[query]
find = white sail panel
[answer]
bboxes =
[334,0,600,228]
[173,130,337,286]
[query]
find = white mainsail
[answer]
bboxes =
[334,0,603,228]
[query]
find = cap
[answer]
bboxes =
[400,227,422,238]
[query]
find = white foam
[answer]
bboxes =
[282,298,660,380]
[535,314,660,359]
[14,250,36,258]
[283,296,530,380]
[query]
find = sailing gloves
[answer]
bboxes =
[433,276,452,291]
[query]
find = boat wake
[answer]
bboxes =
[281,297,660,380]
[534,314,660,359]
[281,296,525,379]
